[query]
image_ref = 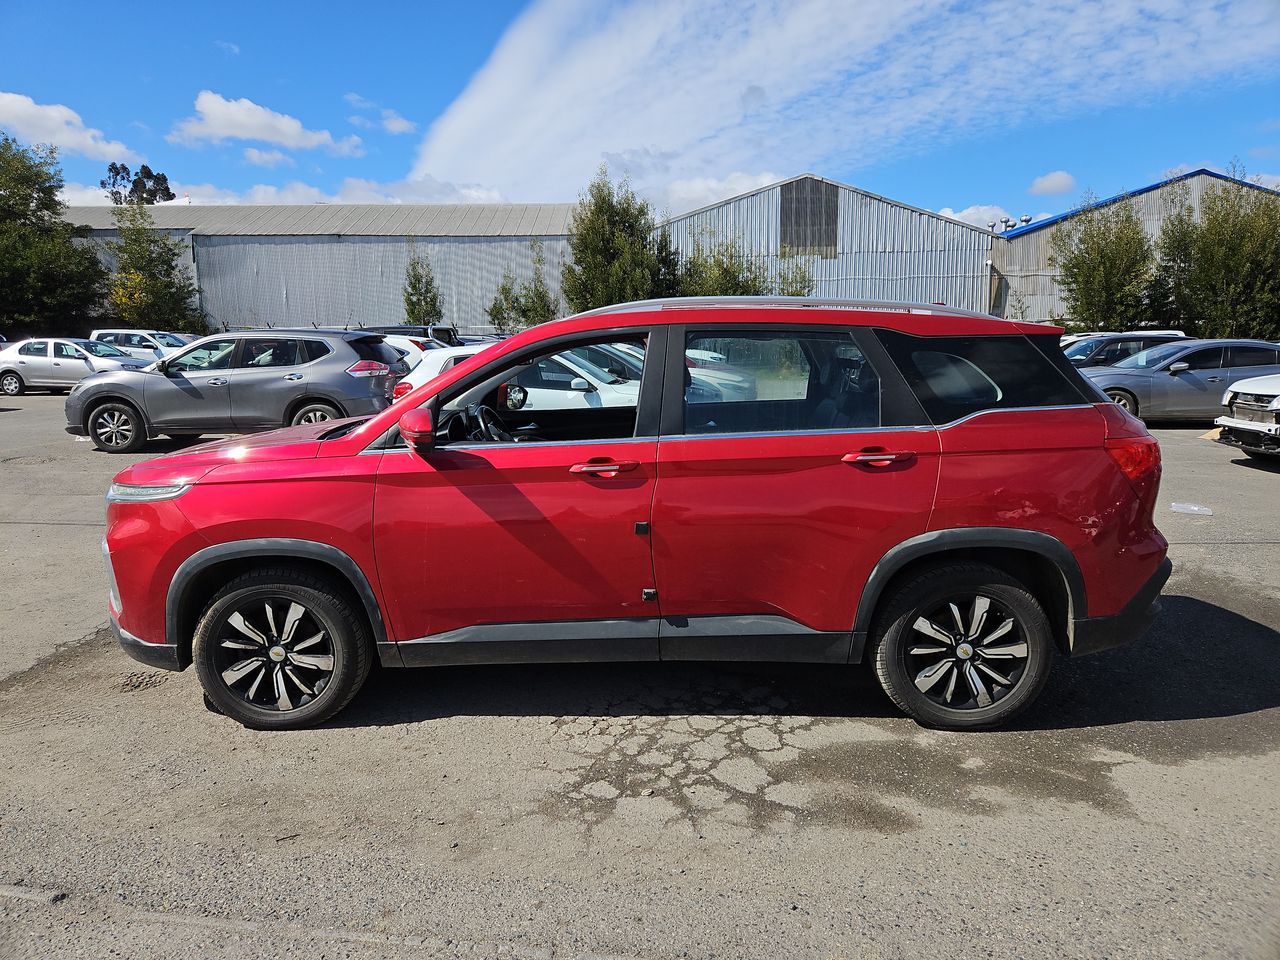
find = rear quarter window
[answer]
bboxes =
[876,331,1089,424]
[299,340,333,362]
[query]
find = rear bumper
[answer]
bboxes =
[1069,557,1172,657]
[111,616,182,671]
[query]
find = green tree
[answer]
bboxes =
[402,241,444,325]
[1153,171,1280,339]
[677,233,815,298]
[0,133,106,337]
[100,162,177,205]
[106,202,204,333]
[562,166,667,312]
[1048,193,1153,331]
[487,239,560,334]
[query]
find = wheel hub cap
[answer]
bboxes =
[956,642,974,660]
[268,645,286,663]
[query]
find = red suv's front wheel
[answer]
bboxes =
[193,568,373,729]
[870,562,1054,730]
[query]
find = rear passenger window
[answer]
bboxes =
[1227,346,1279,367]
[682,331,880,434]
[876,331,1086,424]
[240,338,299,367]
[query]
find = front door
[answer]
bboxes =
[1151,346,1227,417]
[651,327,940,662]
[143,337,237,431]
[51,342,90,386]
[372,330,663,664]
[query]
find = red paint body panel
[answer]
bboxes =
[652,428,941,632]
[372,442,657,640]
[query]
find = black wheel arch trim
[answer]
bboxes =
[166,538,388,666]
[850,527,1087,663]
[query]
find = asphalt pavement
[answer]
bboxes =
[1,394,1277,959]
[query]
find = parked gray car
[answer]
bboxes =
[0,338,150,395]
[65,330,407,453]
[1081,339,1280,420]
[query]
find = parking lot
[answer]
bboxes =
[0,393,1277,959]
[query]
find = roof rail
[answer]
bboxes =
[567,296,1002,322]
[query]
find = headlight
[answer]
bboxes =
[1269,396,1280,412]
[106,482,191,503]
[1221,389,1233,406]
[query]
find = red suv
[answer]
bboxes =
[104,299,1170,731]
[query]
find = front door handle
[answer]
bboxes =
[284,373,304,381]
[843,449,915,467]
[206,377,229,386]
[570,459,639,477]
[1205,376,1222,382]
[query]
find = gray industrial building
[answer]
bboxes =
[63,167,1268,332]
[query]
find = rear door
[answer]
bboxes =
[15,341,52,384]
[1151,346,1226,417]
[230,337,308,429]
[143,337,237,431]
[651,325,940,662]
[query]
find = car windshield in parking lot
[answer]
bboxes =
[1062,337,1103,359]
[1113,341,1187,369]
[153,332,188,347]
[78,340,128,358]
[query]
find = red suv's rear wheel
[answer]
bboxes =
[193,568,372,729]
[871,562,1053,730]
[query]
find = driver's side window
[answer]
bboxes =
[168,338,237,373]
[434,335,649,445]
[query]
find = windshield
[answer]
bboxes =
[1063,338,1102,359]
[1114,342,1188,369]
[78,340,128,358]
[154,332,187,347]
[562,350,625,385]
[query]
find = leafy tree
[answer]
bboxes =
[487,239,560,334]
[100,162,177,205]
[1048,193,1153,331]
[106,203,204,333]
[677,233,815,298]
[562,166,667,312]
[0,132,106,336]
[1153,171,1280,339]
[402,241,444,325]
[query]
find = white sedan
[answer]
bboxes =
[0,338,149,396]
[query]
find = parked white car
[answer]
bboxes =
[0,338,149,395]
[90,329,191,361]
[1216,372,1280,461]
[379,334,440,370]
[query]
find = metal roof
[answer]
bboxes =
[62,202,577,237]
[659,173,999,236]
[1003,168,1280,239]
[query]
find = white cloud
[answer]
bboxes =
[937,204,1010,230]
[662,171,782,213]
[168,91,363,157]
[348,114,375,129]
[243,147,294,168]
[381,109,416,135]
[344,92,376,110]
[1028,170,1076,195]
[60,174,502,207]
[0,91,139,162]
[1257,172,1280,189]
[214,40,240,56]
[410,0,1280,206]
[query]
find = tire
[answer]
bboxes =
[0,371,23,396]
[192,567,373,730]
[1106,389,1138,416]
[290,402,340,427]
[87,401,147,453]
[870,562,1054,731]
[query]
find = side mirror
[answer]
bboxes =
[399,408,435,457]
[1168,362,1190,374]
[155,359,169,375]
[569,377,594,392]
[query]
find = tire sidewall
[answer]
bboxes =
[193,581,363,730]
[290,403,339,427]
[1,372,22,396]
[874,568,1053,730]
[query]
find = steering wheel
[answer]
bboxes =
[470,404,514,442]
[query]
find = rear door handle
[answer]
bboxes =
[206,377,229,386]
[570,459,639,477]
[842,449,915,467]
[284,373,304,381]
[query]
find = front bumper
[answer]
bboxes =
[111,616,182,671]
[1215,416,1280,454]
[1069,557,1172,657]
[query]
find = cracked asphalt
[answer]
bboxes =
[1,395,1277,959]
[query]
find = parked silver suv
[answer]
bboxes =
[65,330,407,453]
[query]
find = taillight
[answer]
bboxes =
[409,338,431,352]
[346,359,390,378]
[392,380,413,401]
[1105,436,1161,487]
[685,357,700,368]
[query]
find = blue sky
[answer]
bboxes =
[3,0,1279,227]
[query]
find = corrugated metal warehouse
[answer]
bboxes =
[64,168,1268,332]
[993,168,1277,323]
